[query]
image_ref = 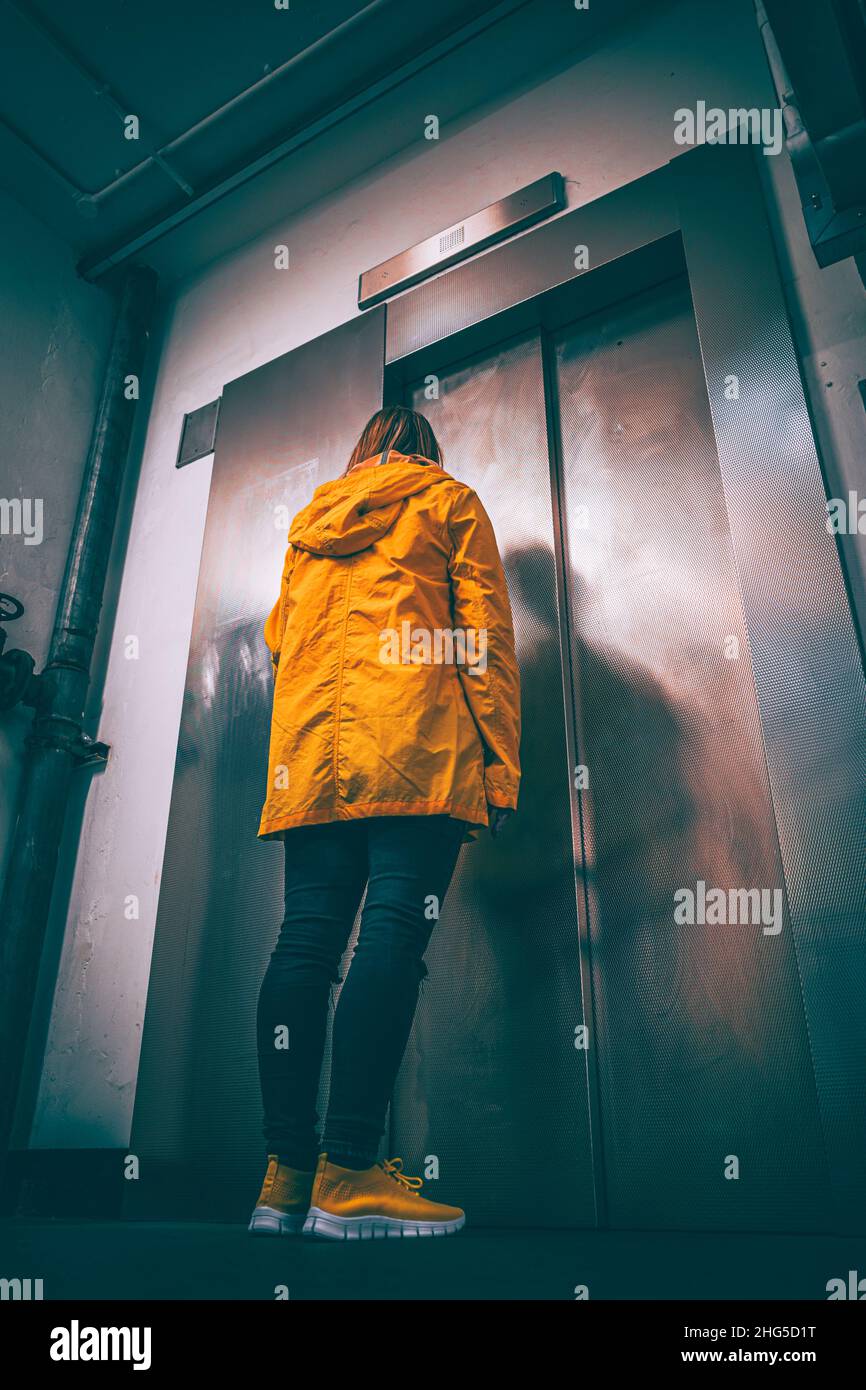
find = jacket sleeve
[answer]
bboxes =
[263,545,297,678]
[446,486,521,810]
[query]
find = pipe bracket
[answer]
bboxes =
[25,712,111,768]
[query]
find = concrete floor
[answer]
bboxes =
[2,1219,863,1300]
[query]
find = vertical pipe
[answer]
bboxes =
[0,264,158,1174]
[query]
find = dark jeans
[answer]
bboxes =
[256,814,466,1171]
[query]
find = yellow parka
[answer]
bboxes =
[258,449,521,838]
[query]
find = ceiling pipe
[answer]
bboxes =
[78,0,533,280]
[102,0,393,199]
[0,264,158,1182]
[4,0,392,212]
[5,0,193,202]
[754,0,802,143]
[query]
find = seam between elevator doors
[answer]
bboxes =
[540,325,609,1229]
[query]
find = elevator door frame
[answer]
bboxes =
[129,141,865,1231]
[383,141,866,1232]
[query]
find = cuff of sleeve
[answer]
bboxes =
[483,767,518,809]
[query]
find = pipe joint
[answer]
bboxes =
[25,710,111,767]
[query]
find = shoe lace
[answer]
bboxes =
[381,1157,423,1195]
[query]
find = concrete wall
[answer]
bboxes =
[22,0,865,1148]
[0,193,113,900]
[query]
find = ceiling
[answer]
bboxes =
[0,0,644,284]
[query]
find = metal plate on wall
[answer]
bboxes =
[359,173,565,309]
[176,398,221,469]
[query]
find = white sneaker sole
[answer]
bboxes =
[248,1205,307,1236]
[303,1206,465,1240]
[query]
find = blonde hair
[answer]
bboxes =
[345,406,443,475]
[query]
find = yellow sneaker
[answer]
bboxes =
[248,1154,315,1236]
[303,1154,465,1240]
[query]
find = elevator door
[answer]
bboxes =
[391,275,831,1230]
[395,334,598,1227]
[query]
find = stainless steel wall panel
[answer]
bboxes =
[554,275,832,1231]
[124,310,385,1219]
[674,145,866,1229]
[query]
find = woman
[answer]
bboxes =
[249,405,521,1240]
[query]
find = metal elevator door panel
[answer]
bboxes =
[392,332,598,1228]
[124,311,385,1219]
[553,275,831,1231]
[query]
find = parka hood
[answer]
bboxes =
[288,449,452,556]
